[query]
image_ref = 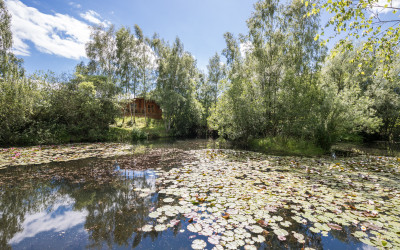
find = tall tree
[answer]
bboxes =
[86,25,117,80]
[0,0,23,79]
[207,53,225,107]
[134,24,155,125]
[0,0,12,54]
[199,53,225,129]
[247,0,286,134]
[154,37,202,136]
[115,27,138,123]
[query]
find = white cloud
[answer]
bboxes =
[80,10,109,26]
[5,0,108,59]
[369,0,400,15]
[68,1,81,9]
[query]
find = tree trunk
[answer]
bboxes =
[129,100,133,124]
[133,88,136,124]
[144,98,147,126]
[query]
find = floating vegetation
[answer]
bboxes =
[191,239,207,249]
[141,224,153,232]
[0,143,133,167]
[1,144,400,249]
[163,197,175,203]
[154,224,167,231]
[143,149,400,249]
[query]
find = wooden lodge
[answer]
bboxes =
[123,98,162,119]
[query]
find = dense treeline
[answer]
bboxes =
[0,0,119,145]
[209,0,400,149]
[0,0,399,149]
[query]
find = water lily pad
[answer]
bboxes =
[191,239,207,249]
[309,227,320,233]
[149,212,160,218]
[208,235,220,245]
[188,223,202,233]
[273,228,289,237]
[281,221,292,227]
[155,224,167,231]
[163,197,175,203]
[327,223,342,231]
[250,225,264,234]
[141,224,153,232]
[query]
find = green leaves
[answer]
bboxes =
[155,37,202,137]
[316,0,399,78]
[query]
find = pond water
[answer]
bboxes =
[0,139,399,249]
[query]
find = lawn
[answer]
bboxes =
[111,116,169,139]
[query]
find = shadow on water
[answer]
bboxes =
[0,139,392,249]
[333,141,400,157]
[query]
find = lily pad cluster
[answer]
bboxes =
[146,149,400,249]
[0,143,134,168]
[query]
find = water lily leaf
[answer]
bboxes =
[327,223,343,231]
[250,225,264,234]
[243,245,257,250]
[154,224,167,231]
[188,223,202,233]
[353,231,368,238]
[273,228,289,237]
[272,215,283,222]
[208,235,220,245]
[191,239,207,249]
[149,212,160,218]
[141,224,153,232]
[321,231,329,237]
[358,238,373,246]
[163,197,174,203]
[309,227,320,233]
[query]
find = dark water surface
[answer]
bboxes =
[0,139,389,249]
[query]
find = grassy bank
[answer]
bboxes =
[109,117,169,142]
[248,136,326,156]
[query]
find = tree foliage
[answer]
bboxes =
[0,0,398,148]
[209,0,398,149]
[153,37,202,136]
[311,0,400,77]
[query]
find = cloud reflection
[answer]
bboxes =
[10,196,88,244]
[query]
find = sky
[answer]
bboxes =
[4,0,400,75]
[5,0,258,75]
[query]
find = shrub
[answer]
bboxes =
[131,128,148,141]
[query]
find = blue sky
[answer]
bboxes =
[5,0,258,75]
[5,0,399,75]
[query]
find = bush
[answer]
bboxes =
[0,70,120,146]
[106,127,131,142]
[131,128,148,142]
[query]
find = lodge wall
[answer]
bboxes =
[123,98,162,119]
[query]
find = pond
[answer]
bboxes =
[0,139,399,249]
